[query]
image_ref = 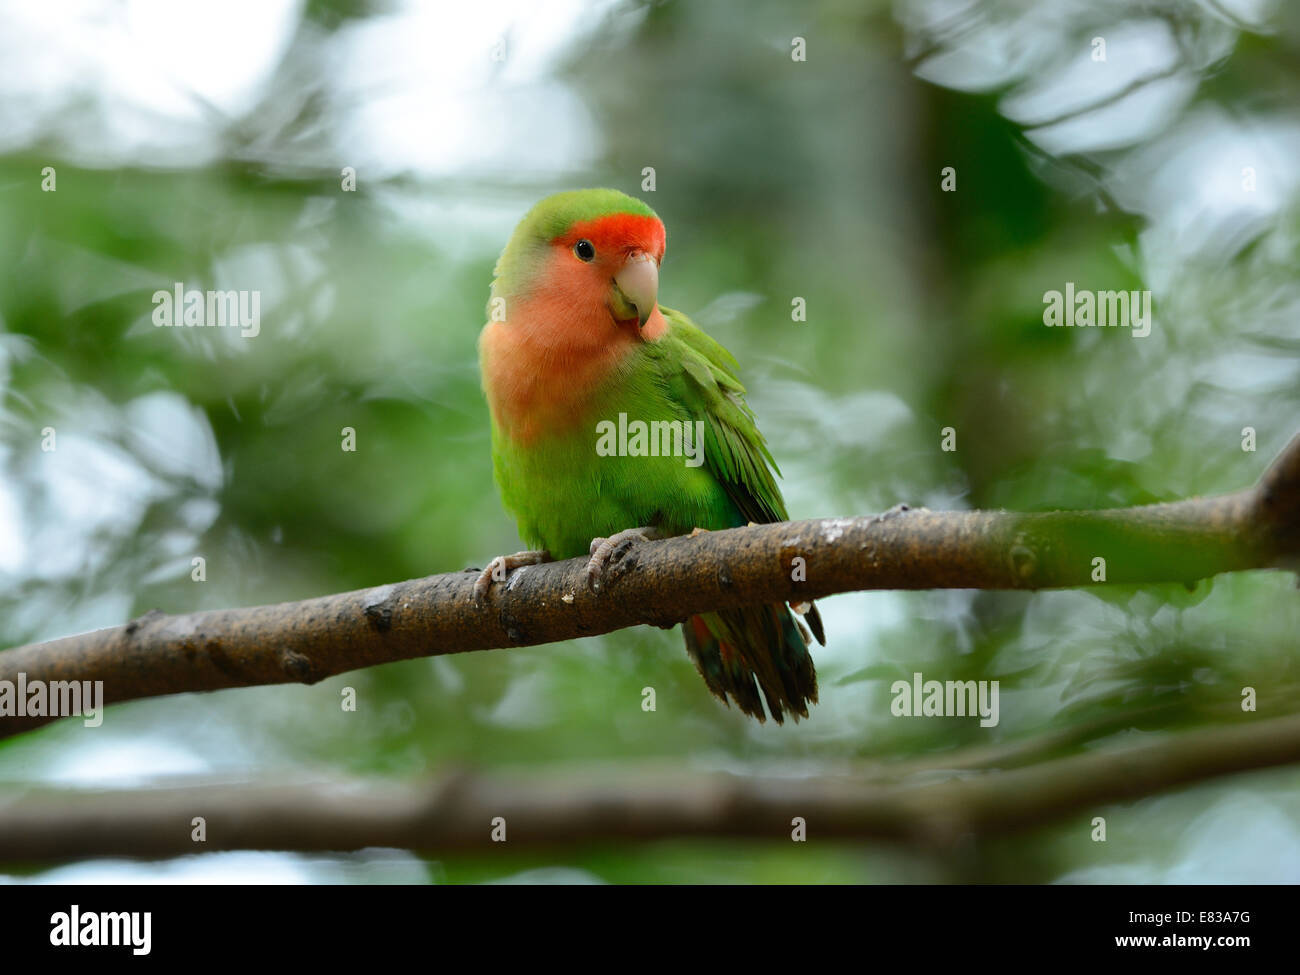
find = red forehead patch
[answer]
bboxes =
[557,212,666,259]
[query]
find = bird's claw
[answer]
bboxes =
[473,550,550,602]
[585,527,656,592]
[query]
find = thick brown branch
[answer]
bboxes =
[4,711,1300,862]
[2,432,1298,740]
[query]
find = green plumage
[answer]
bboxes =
[493,309,764,555]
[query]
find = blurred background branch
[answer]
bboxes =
[6,710,1300,862]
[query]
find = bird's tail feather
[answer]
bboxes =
[683,603,821,723]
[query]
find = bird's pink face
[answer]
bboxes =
[551,212,668,337]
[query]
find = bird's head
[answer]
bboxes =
[491,188,667,337]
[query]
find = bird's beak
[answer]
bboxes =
[610,251,659,328]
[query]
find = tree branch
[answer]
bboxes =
[2,432,1298,740]
[4,711,1300,862]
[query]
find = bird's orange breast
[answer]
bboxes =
[480,250,667,445]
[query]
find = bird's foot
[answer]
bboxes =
[586,527,658,592]
[473,549,551,602]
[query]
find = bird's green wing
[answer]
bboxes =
[647,306,789,526]
[648,307,825,721]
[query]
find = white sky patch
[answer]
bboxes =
[326,0,621,179]
[1001,20,1182,128]
[0,457,24,574]
[1055,791,1300,883]
[1022,72,1198,156]
[1203,0,1280,29]
[0,0,621,177]
[123,0,303,119]
[1109,108,1300,287]
[38,738,213,788]
[2,852,320,885]
[18,393,221,584]
[1,850,430,885]
[0,0,302,163]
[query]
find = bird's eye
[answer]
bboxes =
[574,239,595,262]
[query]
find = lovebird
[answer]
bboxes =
[477,188,823,722]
